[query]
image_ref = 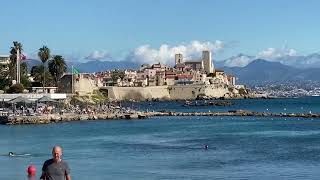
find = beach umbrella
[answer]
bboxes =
[9,96,32,104]
[37,96,57,103]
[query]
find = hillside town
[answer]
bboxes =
[1,43,246,101]
[57,50,250,101]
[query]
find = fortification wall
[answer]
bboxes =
[102,85,229,100]
[168,85,229,99]
[104,86,170,101]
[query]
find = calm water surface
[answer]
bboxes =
[126,96,320,113]
[1,98,320,179]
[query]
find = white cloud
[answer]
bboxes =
[223,47,299,67]
[85,50,111,60]
[257,48,297,60]
[128,40,225,64]
[224,54,254,67]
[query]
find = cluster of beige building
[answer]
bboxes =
[58,51,240,100]
[66,51,233,88]
[113,51,235,87]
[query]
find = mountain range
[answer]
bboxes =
[24,59,139,72]
[219,53,320,69]
[221,59,320,85]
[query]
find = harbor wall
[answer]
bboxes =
[102,85,230,100]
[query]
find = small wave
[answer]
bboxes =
[218,130,320,137]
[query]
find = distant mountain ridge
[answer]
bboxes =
[219,53,320,69]
[222,59,320,85]
[66,60,139,73]
[25,59,139,73]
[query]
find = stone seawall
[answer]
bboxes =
[1,110,320,125]
[1,113,146,125]
[105,86,170,100]
[102,85,230,101]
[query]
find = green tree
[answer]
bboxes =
[20,62,31,88]
[0,60,11,90]
[48,55,67,86]
[31,65,54,87]
[0,78,11,91]
[7,83,24,93]
[111,69,125,84]
[38,46,51,89]
[3,41,31,90]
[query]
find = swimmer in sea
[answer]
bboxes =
[7,152,31,157]
[204,145,208,150]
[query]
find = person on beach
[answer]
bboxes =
[40,145,71,180]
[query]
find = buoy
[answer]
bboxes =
[27,165,36,176]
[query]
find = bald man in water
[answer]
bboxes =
[40,145,71,180]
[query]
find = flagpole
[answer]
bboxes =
[71,65,74,95]
[16,50,20,84]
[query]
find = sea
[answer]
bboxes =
[1,97,320,180]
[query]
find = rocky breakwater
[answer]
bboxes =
[149,110,320,119]
[0,112,148,125]
[2,110,320,125]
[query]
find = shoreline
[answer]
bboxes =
[1,110,320,125]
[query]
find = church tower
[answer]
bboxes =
[202,51,214,73]
[175,53,183,65]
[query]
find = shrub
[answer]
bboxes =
[7,83,24,93]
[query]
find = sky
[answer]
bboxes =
[1,0,320,65]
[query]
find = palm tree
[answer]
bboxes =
[48,55,67,86]
[38,46,51,92]
[9,41,23,81]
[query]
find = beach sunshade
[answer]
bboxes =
[9,96,32,103]
[37,96,57,103]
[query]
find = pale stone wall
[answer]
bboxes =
[74,76,99,96]
[59,74,99,95]
[103,86,170,101]
[102,84,230,100]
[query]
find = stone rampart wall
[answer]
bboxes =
[102,85,229,100]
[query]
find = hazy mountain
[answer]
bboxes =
[25,59,140,73]
[223,59,320,85]
[275,53,320,69]
[219,53,255,67]
[218,53,320,69]
[67,60,140,73]
[24,59,42,71]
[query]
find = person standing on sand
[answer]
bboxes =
[40,145,71,180]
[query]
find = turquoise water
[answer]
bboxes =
[1,98,320,179]
[126,97,320,113]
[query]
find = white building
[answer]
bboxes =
[0,55,10,71]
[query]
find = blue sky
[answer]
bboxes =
[1,0,320,63]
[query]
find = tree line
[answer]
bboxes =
[0,41,67,93]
